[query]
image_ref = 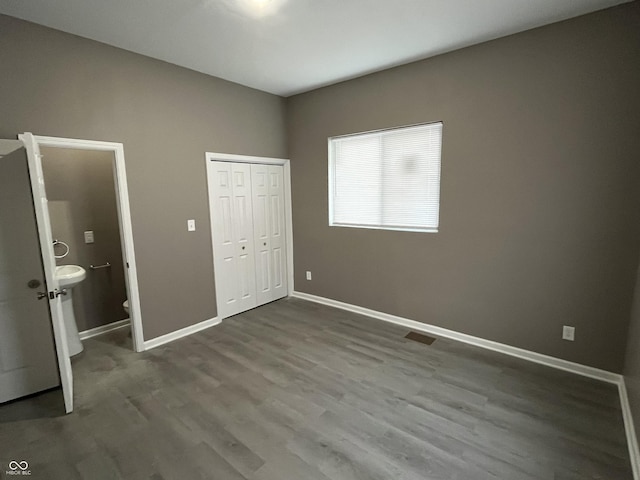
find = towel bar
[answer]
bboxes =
[90,262,111,270]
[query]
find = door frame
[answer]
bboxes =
[20,134,145,355]
[205,152,294,318]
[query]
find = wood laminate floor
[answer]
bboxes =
[0,298,633,479]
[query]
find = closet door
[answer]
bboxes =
[209,162,257,319]
[251,164,287,305]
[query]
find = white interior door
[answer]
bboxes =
[209,161,257,319]
[0,141,60,404]
[20,132,74,413]
[252,164,288,305]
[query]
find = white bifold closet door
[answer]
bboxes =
[251,164,287,305]
[209,161,287,319]
[210,162,257,318]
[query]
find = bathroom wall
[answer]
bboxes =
[41,147,128,332]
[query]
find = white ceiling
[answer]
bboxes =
[0,0,631,97]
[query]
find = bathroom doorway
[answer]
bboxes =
[21,133,144,360]
[41,147,131,349]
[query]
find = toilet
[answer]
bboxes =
[123,299,129,315]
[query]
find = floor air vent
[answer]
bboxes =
[405,331,436,345]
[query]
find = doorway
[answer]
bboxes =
[15,133,144,413]
[40,146,131,351]
[21,134,144,353]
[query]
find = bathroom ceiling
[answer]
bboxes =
[0,0,631,96]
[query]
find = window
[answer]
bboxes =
[328,121,442,232]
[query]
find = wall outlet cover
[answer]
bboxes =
[306,271,312,280]
[84,230,94,244]
[562,325,575,341]
[188,219,196,231]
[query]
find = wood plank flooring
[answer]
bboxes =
[0,297,633,479]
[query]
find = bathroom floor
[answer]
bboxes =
[0,298,633,479]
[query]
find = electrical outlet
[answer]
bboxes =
[187,219,196,231]
[562,325,575,341]
[84,230,94,244]
[306,271,312,281]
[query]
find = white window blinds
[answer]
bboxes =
[329,122,442,232]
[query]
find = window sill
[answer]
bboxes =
[329,223,438,233]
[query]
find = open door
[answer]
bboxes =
[0,141,59,404]
[19,132,74,413]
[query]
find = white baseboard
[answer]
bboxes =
[143,317,220,350]
[79,319,130,340]
[619,380,640,479]
[291,291,621,384]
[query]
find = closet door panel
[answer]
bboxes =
[273,246,283,290]
[231,163,257,309]
[252,164,288,306]
[210,161,257,319]
[210,162,238,317]
[251,164,273,305]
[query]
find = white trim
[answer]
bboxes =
[619,379,640,479]
[25,136,124,151]
[79,319,130,340]
[143,317,220,350]
[205,152,295,311]
[291,291,622,384]
[330,223,439,234]
[205,152,287,165]
[25,134,145,353]
[284,161,294,296]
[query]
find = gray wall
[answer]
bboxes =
[286,2,640,373]
[0,14,287,340]
[624,263,640,439]
[41,147,128,332]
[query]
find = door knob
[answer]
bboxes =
[27,279,41,289]
[37,291,48,300]
[55,289,67,297]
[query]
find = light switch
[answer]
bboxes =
[187,219,196,232]
[84,230,94,244]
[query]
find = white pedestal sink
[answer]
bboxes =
[55,265,87,356]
